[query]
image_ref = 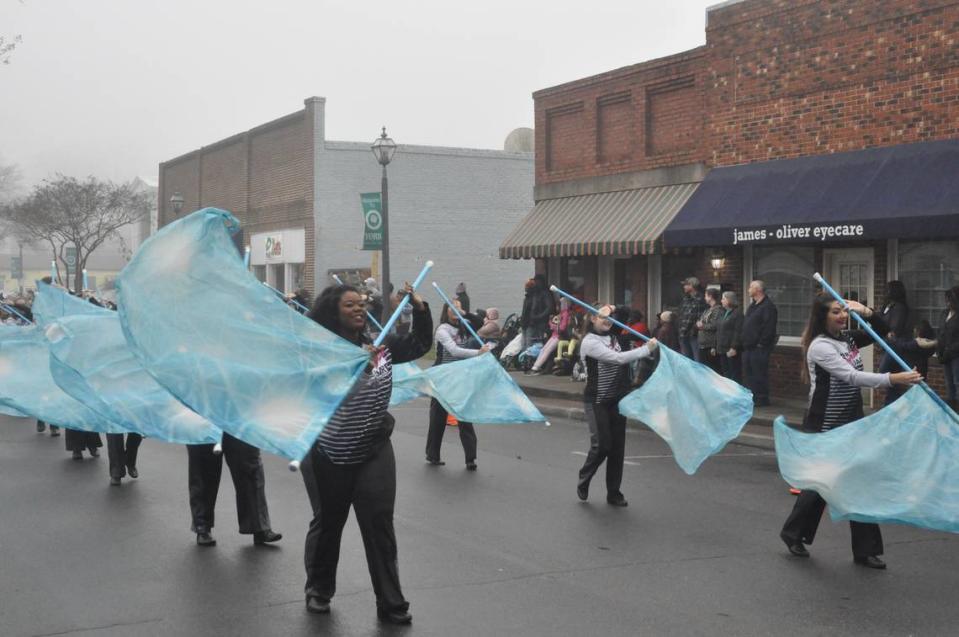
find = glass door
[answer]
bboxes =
[825,248,875,406]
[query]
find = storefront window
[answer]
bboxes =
[288,263,305,292]
[252,265,266,283]
[614,259,632,308]
[753,246,817,338]
[562,258,587,300]
[899,241,959,329]
[660,252,700,312]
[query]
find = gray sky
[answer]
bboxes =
[0,0,717,189]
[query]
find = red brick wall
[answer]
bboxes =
[159,109,317,294]
[534,48,706,185]
[705,0,959,166]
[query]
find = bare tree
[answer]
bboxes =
[0,35,21,65]
[0,175,150,291]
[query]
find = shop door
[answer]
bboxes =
[824,248,875,407]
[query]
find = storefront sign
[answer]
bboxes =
[360,192,383,250]
[732,223,866,245]
[264,234,283,261]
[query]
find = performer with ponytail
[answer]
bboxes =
[426,301,489,470]
[300,282,432,624]
[779,294,921,569]
[577,304,657,506]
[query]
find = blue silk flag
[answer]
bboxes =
[618,345,754,474]
[116,208,370,461]
[390,354,545,424]
[32,281,112,327]
[775,386,959,534]
[46,313,222,445]
[0,324,127,433]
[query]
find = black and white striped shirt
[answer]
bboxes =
[580,332,652,403]
[805,330,891,432]
[318,349,394,464]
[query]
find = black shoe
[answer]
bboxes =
[196,531,216,546]
[780,533,809,557]
[306,597,331,614]
[127,465,138,479]
[466,461,477,471]
[377,609,413,625]
[110,476,121,486]
[577,483,588,501]
[72,450,83,460]
[854,555,886,570]
[50,426,60,437]
[606,494,628,507]
[36,421,46,433]
[88,447,100,458]
[253,529,282,545]
[426,458,445,466]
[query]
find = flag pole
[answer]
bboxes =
[550,285,650,342]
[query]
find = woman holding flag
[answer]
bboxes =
[577,304,658,506]
[779,294,922,569]
[426,301,489,470]
[300,281,432,624]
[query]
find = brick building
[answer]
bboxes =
[159,97,534,318]
[501,0,959,401]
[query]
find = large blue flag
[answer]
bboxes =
[46,313,222,445]
[116,208,370,461]
[0,324,126,432]
[618,345,754,474]
[775,386,959,534]
[390,354,545,424]
[32,281,113,326]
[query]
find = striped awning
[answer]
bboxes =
[499,182,699,259]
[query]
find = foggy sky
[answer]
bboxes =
[0,0,718,191]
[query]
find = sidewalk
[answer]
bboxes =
[511,369,813,451]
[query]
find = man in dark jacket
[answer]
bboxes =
[678,277,707,362]
[741,280,778,406]
[520,274,554,348]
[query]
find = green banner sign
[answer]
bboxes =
[360,192,383,250]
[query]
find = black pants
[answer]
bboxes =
[186,433,271,534]
[699,347,722,374]
[426,398,477,464]
[743,347,771,404]
[578,402,626,498]
[64,429,102,453]
[719,353,742,384]
[781,489,883,558]
[106,433,142,479]
[301,440,408,613]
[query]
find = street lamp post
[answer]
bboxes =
[169,191,184,221]
[371,127,397,325]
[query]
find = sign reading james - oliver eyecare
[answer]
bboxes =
[360,192,383,250]
[264,234,283,261]
[732,222,866,245]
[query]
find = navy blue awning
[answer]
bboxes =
[664,139,959,247]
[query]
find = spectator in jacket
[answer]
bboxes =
[696,288,724,373]
[528,298,571,375]
[884,320,937,405]
[716,291,744,384]
[878,280,910,374]
[520,274,555,348]
[654,311,679,352]
[742,280,778,406]
[678,277,707,362]
[455,282,471,313]
[937,286,959,404]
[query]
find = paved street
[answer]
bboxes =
[2,404,958,637]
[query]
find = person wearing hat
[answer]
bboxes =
[678,277,707,362]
